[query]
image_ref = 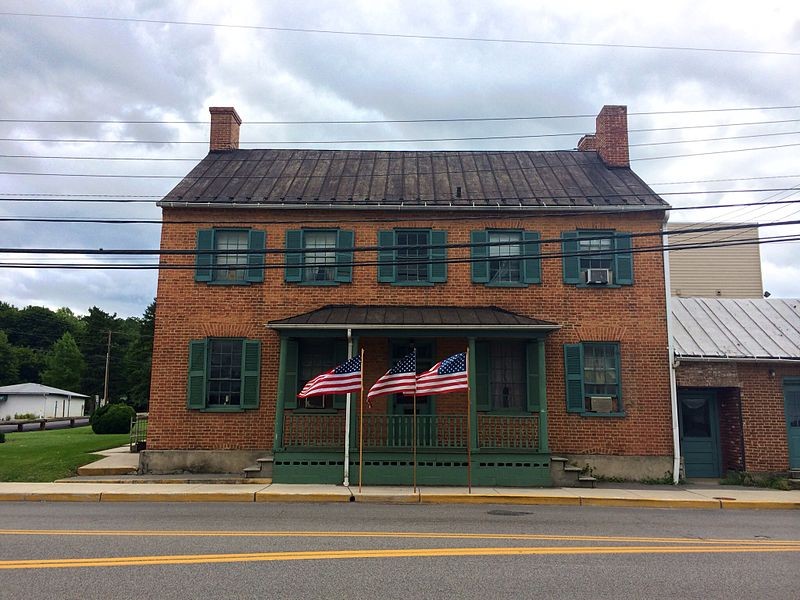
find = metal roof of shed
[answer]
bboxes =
[671,297,800,361]
[0,383,88,397]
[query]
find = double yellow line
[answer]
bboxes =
[1,529,798,570]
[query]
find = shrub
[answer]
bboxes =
[88,403,111,425]
[0,432,5,443]
[14,413,39,420]
[91,403,135,435]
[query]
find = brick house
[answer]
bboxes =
[672,297,800,477]
[143,104,675,486]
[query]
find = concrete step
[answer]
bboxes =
[243,466,262,478]
[550,456,569,463]
[578,476,597,488]
[563,466,582,473]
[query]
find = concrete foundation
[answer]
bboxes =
[562,454,674,481]
[139,450,271,475]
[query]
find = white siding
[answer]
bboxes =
[0,394,86,419]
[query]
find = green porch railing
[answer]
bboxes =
[283,412,346,448]
[129,412,148,453]
[282,413,539,451]
[361,415,467,449]
[477,414,539,449]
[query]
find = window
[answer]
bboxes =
[284,229,354,284]
[194,229,265,284]
[488,341,526,410]
[279,338,348,410]
[377,229,447,285]
[297,340,343,410]
[471,230,540,285]
[561,230,633,286]
[564,342,623,414]
[187,338,261,410]
[474,340,542,413]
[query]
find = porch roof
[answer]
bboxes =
[268,305,559,332]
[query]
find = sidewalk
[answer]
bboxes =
[1,448,797,509]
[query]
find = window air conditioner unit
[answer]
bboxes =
[589,395,614,413]
[586,268,611,285]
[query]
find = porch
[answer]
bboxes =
[269,305,558,487]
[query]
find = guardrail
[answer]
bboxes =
[129,412,148,453]
[3,416,87,432]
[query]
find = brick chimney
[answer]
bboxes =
[209,106,241,151]
[579,105,629,168]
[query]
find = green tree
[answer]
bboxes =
[123,300,155,411]
[0,330,19,385]
[13,346,45,383]
[41,332,85,392]
[79,307,127,403]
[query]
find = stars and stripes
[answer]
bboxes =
[415,352,469,395]
[297,355,362,398]
[367,349,417,401]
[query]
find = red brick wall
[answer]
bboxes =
[149,208,672,457]
[677,361,800,471]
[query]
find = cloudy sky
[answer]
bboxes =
[1,1,799,317]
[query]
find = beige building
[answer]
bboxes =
[667,223,763,298]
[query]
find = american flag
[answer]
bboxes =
[367,349,417,401]
[297,355,362,398]
[415,352,469,395]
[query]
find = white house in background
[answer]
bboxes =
[0,383,87,420]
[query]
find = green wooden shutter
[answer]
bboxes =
[429,230,447,283]
[332,339,348,409]
[283,339,299,409]
[377,230,396,282]
[470,230,489,283]
[285,230,303,283]
[195,229,214,282]
[526,341,541,412]
[612,343,622,408]
[246,230,266,283]
[187,339,208,409]
[335,230,354,283]
[522,231,541,284]
[614,232,634,285]
[564,344,585,413]
[561,231,580,284]
[241,340,261,409]
[475,341,491,411]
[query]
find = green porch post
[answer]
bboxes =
[273,336,288,452]
[468,337,478,450]
[537,337,549,453]
[348,335,360,451]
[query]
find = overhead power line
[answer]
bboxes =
[2,111,800,126]
[1,12,798,57]
[0,232,797,270]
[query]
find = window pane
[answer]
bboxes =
[298,340,336,409]
[214,231,249,282]
[488,232,522,283]
[396,231,429,282]
[489,341,525,411]
[583,343,619,400]
[207,339,242,405]
[303,231,337,282]
[578,233,613,276]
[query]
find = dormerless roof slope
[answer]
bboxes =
[672,297,800,361]
[160,149,667,209]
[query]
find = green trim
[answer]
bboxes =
[273,337,288,451]
[485,282,528,288]
[537,337,548,452]
[468,337,478,450]
[292,409,339,415]
[200,406,246,413]
[297,280,340,287]
[389,281,435,287]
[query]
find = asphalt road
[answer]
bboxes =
[0,502,797,600]
[0,418,89,433]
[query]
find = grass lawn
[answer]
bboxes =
[0,426,130,482]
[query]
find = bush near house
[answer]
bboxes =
[0,433,5,443]
[91,403,135,435]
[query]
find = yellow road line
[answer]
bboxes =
[2,545,799,570]
[0,529,797,545]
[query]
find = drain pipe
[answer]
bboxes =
[343,328,353,487]
[662,224,681,484]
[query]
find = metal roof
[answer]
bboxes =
[269,305,559,330]
[0,383,88,397]
[159,149,668,210]
[671,297,800,361]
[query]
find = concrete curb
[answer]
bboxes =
[419,494,581,506]
[255,493,352,503]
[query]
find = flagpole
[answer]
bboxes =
[358,348,365,494]
[412,391,417,493]
[466,346,472,494]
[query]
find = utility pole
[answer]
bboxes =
[103,330,112,405]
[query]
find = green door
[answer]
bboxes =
[679,390,721,478]
[388,340,435,447]
[784,382,800,469]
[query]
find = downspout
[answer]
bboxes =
[662,224,681,484]
[343,328,353,487]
